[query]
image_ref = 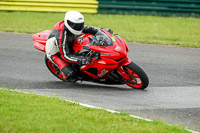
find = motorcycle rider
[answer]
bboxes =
[46,11,100,81]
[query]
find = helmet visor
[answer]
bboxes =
[67,20,84,31]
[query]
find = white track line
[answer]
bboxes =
[68,100,199,133]
[77,102,152,121]
[3,89,200,133]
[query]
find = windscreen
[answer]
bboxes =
[89,31,113,46]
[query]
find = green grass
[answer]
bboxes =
[0,11,200,48]
[0,89,190,133]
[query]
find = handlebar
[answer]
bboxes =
[86,50,99,58]
[85,50,100,65]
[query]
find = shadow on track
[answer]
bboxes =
[1,80,148,91]
[31,80,137,91]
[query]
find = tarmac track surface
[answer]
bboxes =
[0,32,200,131]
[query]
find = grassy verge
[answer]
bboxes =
[0,89,190,133]
[0,11,200,48]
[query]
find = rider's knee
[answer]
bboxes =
[46,37,59,57]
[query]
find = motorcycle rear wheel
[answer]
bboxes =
[123,62,149,90]
[45,55,66,81]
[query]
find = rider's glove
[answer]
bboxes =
[98,37,107,46]
[77,56,91,66]
[105,29,113,34]
[99,40,106,46]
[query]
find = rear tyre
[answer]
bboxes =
[123,62,149,90]
[45,55,66,81]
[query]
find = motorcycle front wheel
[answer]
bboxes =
[123,62,149,90]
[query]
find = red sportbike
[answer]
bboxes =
[33,29,149,89]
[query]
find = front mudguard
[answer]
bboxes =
[116,58,132,80]
[119,57,132,67]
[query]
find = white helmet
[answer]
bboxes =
[64,11,84,35]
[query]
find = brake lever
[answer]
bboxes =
[90,52,99,65]
[90,56,98,65]
[86,50,92,57]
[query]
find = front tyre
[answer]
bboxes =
[123,62,149,90]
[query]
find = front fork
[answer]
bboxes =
[116,57,132,80]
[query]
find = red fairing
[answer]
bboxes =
[72,28,132,80]
[89,30,128,61]
[32,30,51,52]
[115,34,129,53]
[80,58,118,79]
[73,34,91,53]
